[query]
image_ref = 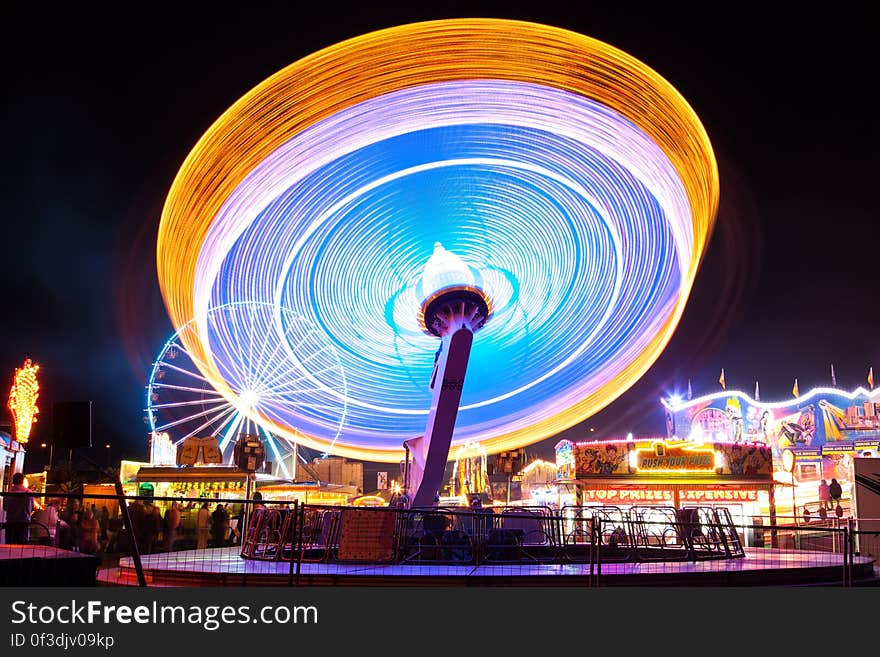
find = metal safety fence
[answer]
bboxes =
[2,491,878,587]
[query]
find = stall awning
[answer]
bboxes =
[134,466,248,483]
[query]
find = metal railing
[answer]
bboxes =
[2,490,877,587]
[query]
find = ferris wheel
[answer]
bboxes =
[145,301,348,477]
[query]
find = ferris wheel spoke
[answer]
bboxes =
[261,427,292,479]
[150,396,229,410]
[261,324,325,381]
[217,412,245,454]
[215,325,280,393]
[245,330,295,387]
[286,326,321,351]
[257,359,340,396]
[246,305,260,391]
[155,360,214,384]
[258,383,334,401]
[294,343,338,369]
[181,344,231,385]
[187,338,250,389]
[174,405,239,444]
[286,402,348,417]
[251,311,288,382]
[284,358,342,382]
[198,332,251,390]
[155,401,236,433]
[151,382,230,396]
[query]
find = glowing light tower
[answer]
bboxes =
[8,358,40,444]
[405,243,492,506]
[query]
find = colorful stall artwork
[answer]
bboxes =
[716,443,773,476]
[664,386,880,493]
[555,440,575,480]
[665,387,880,454]
[572,441,629,477]
[556,438,773,479]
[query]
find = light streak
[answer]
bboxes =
[157,19,718,460]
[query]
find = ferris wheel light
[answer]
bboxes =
[240,389,260,408]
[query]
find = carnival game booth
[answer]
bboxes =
[662,386,880,519]
[121,461,359,546]
[555,437,777,555]
[256,482,357,506]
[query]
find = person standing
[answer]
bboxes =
[163,502,181,551]
[3,473,34,544]
[98,506,110,546]
[126,499,145,553]
[106,514,123,553]
[818,479,831,511]
[211,503,229,547]
[78,509,100,555]
[141,505,161,554]
[59,498,81,550]
[829,478,843,508]
[196,503,210,549]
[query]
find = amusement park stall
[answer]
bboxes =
[118,461,356,545]
[662,386,880,516]
[121,461,355,506]
[0,430,25,491]
[555,437,777,531]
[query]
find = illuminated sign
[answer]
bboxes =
[680,488,759,502]
[7,358,39,444]
[822,442,856,454]
[562,438,773,479]
[581,486,761,503]
[664,386,880,454]
[792,449,823,460]
[582,487,673,503]
[150,431,176,466]
[573,441,629,476]
[633,441,716,473]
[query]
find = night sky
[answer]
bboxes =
[2,4,877,476]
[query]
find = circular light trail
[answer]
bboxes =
[157,19,719,461]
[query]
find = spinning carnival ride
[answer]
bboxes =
[153,20,719,498]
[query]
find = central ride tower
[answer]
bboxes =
[404,243,492,507]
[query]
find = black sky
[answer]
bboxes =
[2,3,877,471]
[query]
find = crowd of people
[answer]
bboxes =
[119,499,241,553]
[1,476,114,555]
[1,474,252,555]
